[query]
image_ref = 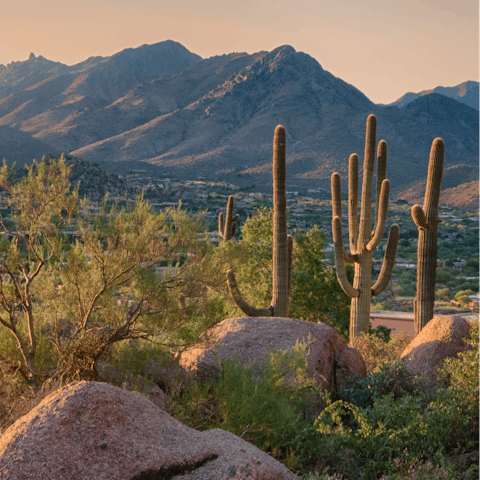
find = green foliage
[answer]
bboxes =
[435,267,455,283]
[170,341,318,468]
[290,323,480,479]
[221,209,351,338]
[0,155,78,385]
[290,227,351,337]
[110,339,170,377]
[435,288,451,300]
[453,289,475,303]
[337,361,427,409]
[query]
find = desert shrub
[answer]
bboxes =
[338,361,429,409]
[292,323,480,479]
[352,331,412,373]
[110,338,170,377]
[214,341,319,461]
[0,375,63,435]
[169,341,319,468]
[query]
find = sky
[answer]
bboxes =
[1,0,478,104]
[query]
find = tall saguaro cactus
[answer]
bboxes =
[411,138,445,335]
[331,114,400,342]
[227,125,293,317]
[219,195,239,241]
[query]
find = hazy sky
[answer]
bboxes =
[1,0,478,103]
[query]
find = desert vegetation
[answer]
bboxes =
[0,153,478,479]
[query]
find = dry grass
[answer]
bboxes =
[0,373,64,435]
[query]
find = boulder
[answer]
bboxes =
[176,317,366,394]
[400,315,475,385]
[0,381,296,480]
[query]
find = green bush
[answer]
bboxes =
[214,341,316,455]
[295,323,480,479]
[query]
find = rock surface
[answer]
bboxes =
[400,315,475,385]
[177,316,366,394]
[0,381,296,480]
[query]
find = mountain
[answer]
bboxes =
[0,42,477,194]
[395,164,479,210]
[0,53,105,100]
[390,81,479,110]
[0,125,59,166]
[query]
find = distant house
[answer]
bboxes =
[452,261,467,271]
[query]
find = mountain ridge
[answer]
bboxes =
[0,41,477,194]
[389,80,479,110]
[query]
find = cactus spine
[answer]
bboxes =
[411,138,444,335]
[219,195,239,241]
[227,125,293,317]
[331,114,400,342]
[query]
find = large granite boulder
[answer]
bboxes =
[176,317,366,394]
[400,315,476,385]
[0,381,296,480]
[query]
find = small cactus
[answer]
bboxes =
[219,195,239,241]
[331,114,399,342]
[227,125,293,317]
[411,138,445,335]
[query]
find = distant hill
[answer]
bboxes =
[395,164,479,210]
[0,42,477,194]
[9,154,137,201]
[0,125,59,166]
[390,81,479,110]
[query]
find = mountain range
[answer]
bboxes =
[390,81,479,110]
[0,41,478,200]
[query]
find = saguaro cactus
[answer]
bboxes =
[331,114,400,342]
[219,195,239,241]
[411,138,445,335]
[227,125,293,317]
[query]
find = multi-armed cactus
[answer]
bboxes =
[219,195,239,241]
[226,125,293,317]
[331,114,400,342]
[411,138,445,335]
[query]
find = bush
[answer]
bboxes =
[296,322,480,479]
[352,331,412,373]
[169,341,320,468]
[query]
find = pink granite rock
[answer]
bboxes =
[176,317,366,394]
[400,315,475,385]
[0,381,296,480]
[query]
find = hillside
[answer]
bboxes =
[390,81,479,110]
[0,42,477,193]
[395,164,479,210]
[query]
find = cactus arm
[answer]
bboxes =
[331,172,356,264]
[332,216,359,298]
[411,204,428,229]
[424,138,445,217]
[367,179,390,251]
[358,114,377,248]
[231,215,239,237]
[348,154,359,253]
[331,172,343,219]
[219,195,238,241]
[375,140,387,226]
[372,223,400,296]
[218,212,225,239]
[226,270,273,317]
[287,234,293,298]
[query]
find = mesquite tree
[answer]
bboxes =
[331,114,399,342]
[411,138,444,335]
[0,156,78,387]
[226,125,293,317]
[218,195,239,241]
